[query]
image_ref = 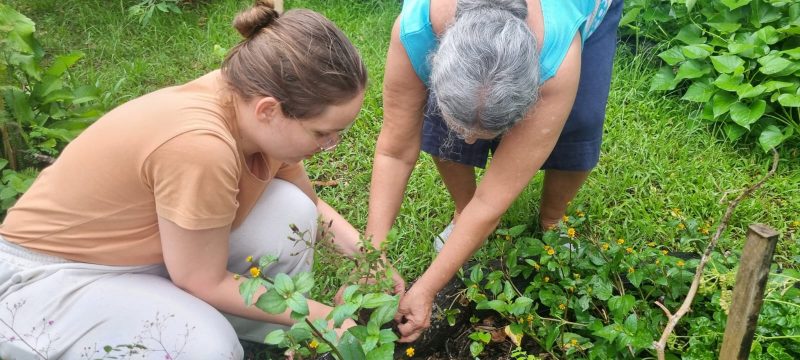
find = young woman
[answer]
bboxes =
[0,1,367,358]
[366,0,623,342]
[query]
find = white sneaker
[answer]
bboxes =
[433,221,455,252]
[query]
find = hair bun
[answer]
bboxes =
[233,0,279,38]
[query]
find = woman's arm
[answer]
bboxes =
[158,216,355,329]
[366,17,429,248]
[397,33,584,342]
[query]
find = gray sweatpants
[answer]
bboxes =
[0,179,318,360]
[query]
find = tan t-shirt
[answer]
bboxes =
[0,71,304,265]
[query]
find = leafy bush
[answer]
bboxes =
[459,211,800,359]
[127,0,183,26]
[0,4,113,212]
[620,0,800,152]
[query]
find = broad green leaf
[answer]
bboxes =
[379,328,398,344]
[676,24,706,45]
[509,296,534,315]
[286,292,309,316]
[0,187,18,200]
[729,100,766,128]
[255,288,287,314]
[758,54,793,75]
[361,293,395,309]
[507,224,526,237]
[589,276,613,301]
[608,294,636,320]
[273,273,294,296]
[328,303,358,328]
[712,92,738,117]
[593,325,619,342]
[368,343,395,360]
[681,44,713,59]
[706,22,741,33]
[675,60,711,82]
[370,302,398,326]
[293,272,314,294]
[263,330,285,345]
[754,26,780,45]
[238,277,261,306]
[45,52,84,77]
[650,66,677,91]
[476,299,507,313]
[710,55,745,74]
[762,81,794,92]
[778,93,800,107]
[736,83,766,99]
[759,125,787,152]
[624,314,639,334]
[618,7,641,27]
[720,0,750,10]
[627,270,645,288]
[342,284,360,303]
[756,6,783,25]
[4,88,34,124]
[682,81,715,102]
[783,47,800,59]
[470,342,484,357]
[338,332,366,360]
[714,73,744,92]
[0,159,7,170]
[32,75,63,99]
[766,341,789,359]
[658,47,685,66]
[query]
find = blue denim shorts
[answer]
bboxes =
[421,0,623,170]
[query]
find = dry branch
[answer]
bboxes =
[653,149,780,360]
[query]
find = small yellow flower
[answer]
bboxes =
[655,260,660,265]
[571,339,578,346]
[647,242,656,247]
[309,339,319,349]
[527,314,534,322]
[677,260,685,267]
[562,215,570,223]
[671,208,682,217]
[577,210,585,218]
[249,267,261,278]
[700,227,710,235]
[568,286,575,293]
[406,347,415,357]
[677,223,686,230]
[617,238,625,245]
[601,243,609,251]
[533,263,541,271]
[246,255,253,263]
[558,303,566,310]
[505,235,511,241]
[233,274,241,280]
[662,249,669,255]
[573,273,581,280]
[547,248,555,256]
[625,247,634,254]
[792,220,800,228]
[544,276,550,283]
[567,228,576,239]
[628,267,635,273]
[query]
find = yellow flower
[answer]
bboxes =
[677,223,686,230]
[671,208,682,217]
[547,248,555,256]
[406,347,415,357]
[601,243,609,251]
[544,276,550,283]
[628,267,635,273]
[505,235,511,241]
[567,228,576,239]
[625,247,634,254]
[577,210,585,218]
[309,339,319,349]
[249,267,261,278]
[661,249,669,255]
[573,273,581,279]
[533,263,541,271]
[700,227,710,235]
[677,260,685,267]
[527,314,534,322]
[562,215,570,223]
[558,303,566,310]
[246,255,253,263]
[647,241,656,247]
[655,260,660,265]
[571,339,578,346]
[617,238,625,245]
[792,220,800,228]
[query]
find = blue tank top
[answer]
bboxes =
[399,0,612,86]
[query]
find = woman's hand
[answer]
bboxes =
[333,257,406,305]
[394,283,435,343]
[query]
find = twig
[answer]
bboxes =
[0,318,48,359]
[305,318,345,360]
[653,149,779,360]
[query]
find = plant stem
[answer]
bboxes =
[0,318,48,359]
[304,318,345,360]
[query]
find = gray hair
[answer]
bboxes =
[431,0,540,137]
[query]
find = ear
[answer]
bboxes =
[253,96,281,124]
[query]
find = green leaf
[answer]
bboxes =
[730,100,766,128]
[724,123,748,141]
[342,284,360,303]
[608,294,636,320]
[594,325,619,342]
[675,24,706,45]
[778,93,800,107]
[627,270,645,288]
[762,81,794,92]
[469,266,484,284]
[287,292,309,316]
[470,341,484,357]
[263,329,285,345]
[706,22,741,33]
[0,187,18,200]
[367,343,395,360]
[507,224,526,237]
[710,55,745,74]
[720,0,750,10]
[682,82,715,102]
[338,332,367,360]
[293,272,314,294]
[674,60,711,82]
[509,296,534,315]
[758,54,794,75]
[273,273,294,296]
[239,277,261,306]
[714,73,744,92]
[476,299,507,313]
[766,342,789,359]
[754,26,780,45]
[369,302,399,326]
[712,92,738,118]
[624,314,639,334]
[255,288,288,314]
[4,88,34,124]
[589,276,613,301]
[328,303,358,328]
[736,83,766,99]
[783,47,800,59]
[361,293,395,309]
[618,7,641,27]
[650,66,677,91]
[45,52,84,77]
[0,159,8,170]
[681,44,713,59]
[378,328,398,344]
[658,47,685,66]
[758,125,789,152]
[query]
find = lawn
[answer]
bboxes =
[5,0,799,357]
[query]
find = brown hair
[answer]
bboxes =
[222,0,367,119]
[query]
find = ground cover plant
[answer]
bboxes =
[2,0,799,359]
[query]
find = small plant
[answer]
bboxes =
[127,0,183,26]
[237,222,402,359]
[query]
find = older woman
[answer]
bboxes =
[367,0,623,342]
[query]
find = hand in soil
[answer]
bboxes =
[395,283,435,342]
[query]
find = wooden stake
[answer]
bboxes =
[719,224,779,360]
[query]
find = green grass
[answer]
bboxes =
[8,0,799,306]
